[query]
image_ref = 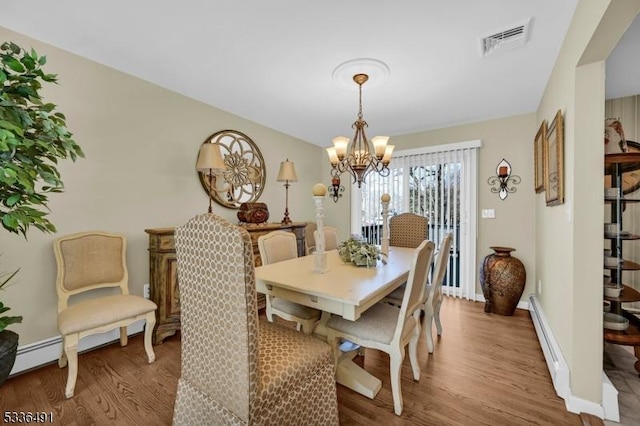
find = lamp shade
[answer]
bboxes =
[196,143,226,172]
[277,159,298,182]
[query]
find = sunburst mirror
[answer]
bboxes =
[197,130,266,209]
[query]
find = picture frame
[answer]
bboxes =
[534,120,547,193]
[544,110,564,206]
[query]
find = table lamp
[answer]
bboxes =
[277,159,298,224]
[196,143,226,213]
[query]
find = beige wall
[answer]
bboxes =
[324,114,538,299]
[536,0,640,404]
[0,27,323,345]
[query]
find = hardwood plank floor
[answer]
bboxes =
[0,298,582,425]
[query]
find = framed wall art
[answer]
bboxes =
[197,130,266,209]
[544,110,564,206]
[534,120,546,193]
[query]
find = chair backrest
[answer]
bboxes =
[305,221,317,254]
[54,231,128,312]
[427,233,453,305]
[394,240,435,341]
[258,230,298,265]
[389,213,428,248]
[322,227,339,251]
[175,214,258,423]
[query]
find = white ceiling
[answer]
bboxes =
[0,1,581,147]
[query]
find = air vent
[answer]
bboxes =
[479,18,532,57]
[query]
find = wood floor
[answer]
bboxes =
[0,298,583,425]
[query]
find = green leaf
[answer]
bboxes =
[5,194,20,206]
[2,55,25,73]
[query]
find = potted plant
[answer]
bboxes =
[0,41,84,384]
[0,268,20,386]
[338,237,382,267]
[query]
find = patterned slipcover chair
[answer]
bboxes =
[173,214,339,425]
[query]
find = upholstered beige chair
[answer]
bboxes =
[326,240,435,416]
[322,226,339,251]
[173,214,339,425]
[305,221,317,254]
[54,231,157,399]
[258,231,321,334]
[306,223,339,253]
[422,233,453,353]
[389,213,428,248]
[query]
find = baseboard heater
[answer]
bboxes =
[528,295,618,421]
[529,295,570,399]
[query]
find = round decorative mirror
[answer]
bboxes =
[197,130,266,209]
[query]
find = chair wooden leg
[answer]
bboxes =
[144,313,156,363]
[119,326,128,346]
[265,296,274,322]
[300,319,315,335]
[408,318,421,381]
[63,334,79,399]
[58,345,68,368]
[389,347,405,416]
[422,309,435,354]
[434,300,443,336]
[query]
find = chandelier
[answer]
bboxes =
[326,73,394,188]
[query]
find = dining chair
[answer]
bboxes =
[321,226,339,251]
[53,231,157,398]
[258,230,321,334]
[305,221,317,254]
[389,212,428,249]
[422,233,453,353]
[383,233,453,353]
[307,224,339,253]
[325,239,436,415]
[173,214,339,425]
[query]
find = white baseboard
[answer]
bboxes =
[528,295,618,421]
[10,320,145,376]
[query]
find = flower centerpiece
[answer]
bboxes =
[338,237,381,267]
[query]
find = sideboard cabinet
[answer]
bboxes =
[145,222,307,344]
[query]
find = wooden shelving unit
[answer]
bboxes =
[604,153,640,373]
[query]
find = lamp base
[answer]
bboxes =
[281,207,292,225]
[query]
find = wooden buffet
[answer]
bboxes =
[145,222,307,344]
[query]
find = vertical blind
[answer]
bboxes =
[352,140,480,300]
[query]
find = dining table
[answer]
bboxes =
[254,246,415,399]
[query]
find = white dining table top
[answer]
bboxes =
[254,246,415,321]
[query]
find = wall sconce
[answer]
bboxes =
[488,159,521,200]
[328,176,345,203]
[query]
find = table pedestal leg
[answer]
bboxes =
[316,312,382,398]
[336,351,382,399]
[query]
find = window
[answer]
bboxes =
[352,140,480,300]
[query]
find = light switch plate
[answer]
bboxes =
[481,209,495,219]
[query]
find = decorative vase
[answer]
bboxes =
[0,330,18,386]
[479,246,526,316]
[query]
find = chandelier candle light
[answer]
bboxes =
[196,143,226,213]
[277,159,298,224]
[326,73,394,188]
[312,183,329,274]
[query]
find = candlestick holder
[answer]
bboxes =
[313,194,329,273]
[487,158,521,200]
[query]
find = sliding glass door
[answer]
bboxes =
[352,140,480,300]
